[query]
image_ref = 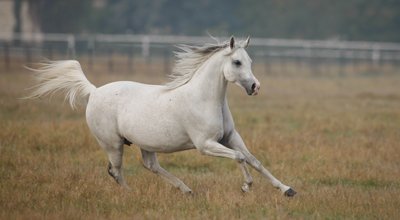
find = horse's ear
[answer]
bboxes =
[229,36,235,49]
[244,36,250,48]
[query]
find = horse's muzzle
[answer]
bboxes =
[251,82,260,95]
[247,82,260,96]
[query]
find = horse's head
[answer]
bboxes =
[222,36,260,96]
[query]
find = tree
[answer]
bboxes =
[28,0,92,33]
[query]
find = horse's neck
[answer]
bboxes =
[187,54,227,105]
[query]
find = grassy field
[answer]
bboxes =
[1,61,400,219]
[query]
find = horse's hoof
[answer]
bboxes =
[181,188,193,195]
[241,183,250,193]
[284,188,297,197]
[183,190,193,195]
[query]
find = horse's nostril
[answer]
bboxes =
[251,83,256,91]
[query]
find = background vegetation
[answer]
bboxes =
[19,0,400,42]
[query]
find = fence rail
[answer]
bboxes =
[1,33,400,74]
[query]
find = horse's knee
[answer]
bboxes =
[235,152,245,162]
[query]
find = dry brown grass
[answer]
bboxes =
[1,60,400,219]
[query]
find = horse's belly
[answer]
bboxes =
[118,107,194,153]
[139,141,195,153]
[123,125,195,153]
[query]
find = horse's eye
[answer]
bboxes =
[233,60,242,66]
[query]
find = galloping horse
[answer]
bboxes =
[28,37,296,197]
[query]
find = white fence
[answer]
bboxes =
[1,33,400,73]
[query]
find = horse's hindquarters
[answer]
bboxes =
[85,85,121,146]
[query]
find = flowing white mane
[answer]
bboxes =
[165,42,229,89]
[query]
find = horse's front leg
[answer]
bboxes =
[221,137,253,192]
[226,130,297,197]
[197,140,246,162]
[196,140,254,187]
[197,139,253,192]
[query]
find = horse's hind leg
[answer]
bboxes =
[141,149,192,194]
[239,163,253,192]
[98,140,129,189]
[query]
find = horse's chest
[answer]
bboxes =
[201,112,226,141]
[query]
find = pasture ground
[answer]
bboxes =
[1,60,400,219]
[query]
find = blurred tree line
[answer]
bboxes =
[21,0,400,42]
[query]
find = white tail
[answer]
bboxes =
[26,60,96,109]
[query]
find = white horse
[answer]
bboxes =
[28,37,296,197]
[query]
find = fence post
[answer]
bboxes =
[128,46,134,73]
[3,43,10,70]
[108,48,113,72]
[339,49,346,76]
[47,44,53,60]
[142,36,150,60]
[24,45,31,63]
[163,47,170,74]
[264,54,270,75]
[67,34,76,59]
[88,38,95,70]
[372,45,381,67]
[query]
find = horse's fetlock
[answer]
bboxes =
[150,168,159,174]
[247,178,253,186]
[107,162,115,178]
